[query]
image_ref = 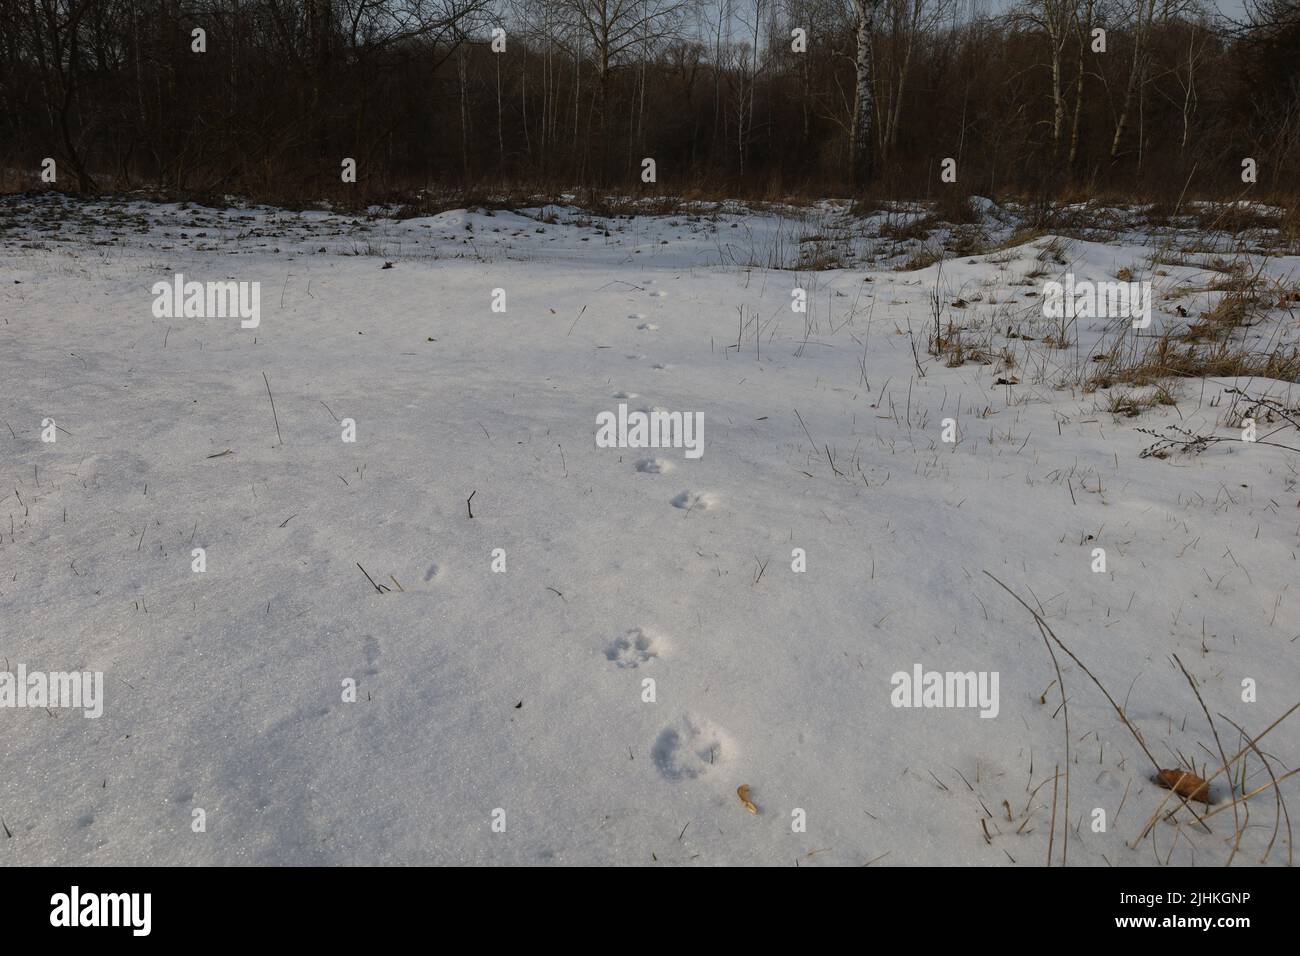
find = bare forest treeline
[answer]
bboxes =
[0,0,1297,204]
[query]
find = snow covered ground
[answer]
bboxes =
[1,193,1297,866]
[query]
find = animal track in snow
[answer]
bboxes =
[362,636,381,676]
[635,458,673,474]
[605,627,664,668]
[651,363,670,371]
[672,490,717,511]
[627,313,646,320]
[652,715,732,780]
[637,323,659,331]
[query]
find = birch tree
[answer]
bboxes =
[1109,0,1199,160]
[849,0,883,187]
[732,0,773,174]
[1065,0,1094,167]
[1013,0,1077,153]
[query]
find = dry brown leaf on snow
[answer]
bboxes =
[1155,768,1214,804]
[736,785,759,814]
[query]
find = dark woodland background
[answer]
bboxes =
[0,0,1297,206]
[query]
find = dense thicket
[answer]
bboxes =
[0,0,1296,201]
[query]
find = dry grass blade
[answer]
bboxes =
[1135,700,1300,846]
[1218,712,1293,865]
[983,572,1223,852]
[1171,654,1241,861]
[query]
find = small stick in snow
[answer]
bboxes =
[466,490,475,518]
[356,563,389,594]
[1047,766,1059,867]
[825,444,843,477]
[793,408,827,469]
[263,372,283,446]
[566,304,588,336]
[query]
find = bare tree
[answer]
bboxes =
[849,0,884,187]
[22,0,102,191]
[1065,0,1094,167]
[1,0,1293,197]
[1012,0,1077,153]
[731,0,774,174]
[549,0,692,180]
[880,0,952,158]
[1108,0,1156,160]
